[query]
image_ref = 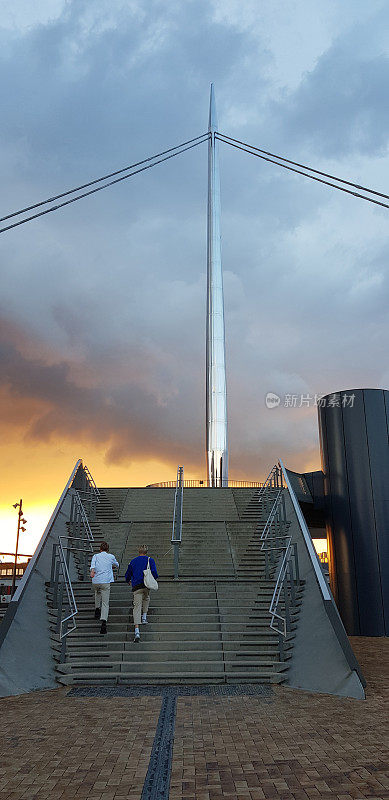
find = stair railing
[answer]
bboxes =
[76,465,100,522]
[254,469,301,660]
[83,465,100,496]
[269,537,300,642]
[249,463,284,516]
[50,478,97,662]
[171,465,184,579]
[278,458,365,684]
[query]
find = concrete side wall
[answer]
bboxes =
[285,494,365,699]
[0,493,76,697]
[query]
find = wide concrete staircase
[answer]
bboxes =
[48,486,303,686]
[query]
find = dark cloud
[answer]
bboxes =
[0,1,388,480]
[270,21,389,157]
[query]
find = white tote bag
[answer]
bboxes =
[143,557,158,591]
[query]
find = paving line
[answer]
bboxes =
[140,693,176,800]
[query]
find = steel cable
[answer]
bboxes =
[216,133,389,210]
[0,134,210,234]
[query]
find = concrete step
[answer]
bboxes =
[66,640,288,655]
[57,658,284,674]
[64,630,290,644]
[57,671,285,686]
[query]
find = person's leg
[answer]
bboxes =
[100,584,111,621]
[133,589,142,640]
[94,584,101,619]
[141,589,150,623]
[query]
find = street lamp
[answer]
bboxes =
[11,499,27,597]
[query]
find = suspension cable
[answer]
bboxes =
[217,132,389,201]
[0,134,210,234]
[216,133,389,210]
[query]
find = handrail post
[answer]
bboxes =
[50,543,58,587]
[278,631,284,662]
[293,542,300,585]
[56,580,64,634]
[171,464,184,580]
[82,524,88,581]
[59,620,68,663]
[173,543,179,580]
[52,558,60,607]
[289,557,296,605]
[283,575,291,632]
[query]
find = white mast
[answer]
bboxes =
[206,84,228,487]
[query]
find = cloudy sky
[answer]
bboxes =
[1,0,388,550]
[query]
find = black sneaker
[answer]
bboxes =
[94,608,101,620]
[100,620,107,635]
[134,633,140,643]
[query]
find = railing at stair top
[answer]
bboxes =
[75,464,100,522]
[83,465,100,496]
[171,465,184,579]
[147,478,263,487]
[256,464,301,657]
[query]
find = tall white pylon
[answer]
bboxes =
[206,84,228,487]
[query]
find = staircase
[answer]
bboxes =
[48,486,303,686]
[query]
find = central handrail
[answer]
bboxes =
[171,465,184,579]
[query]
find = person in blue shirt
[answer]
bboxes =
[124,544,158,643]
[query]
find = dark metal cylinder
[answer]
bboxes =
[318,388,389,636]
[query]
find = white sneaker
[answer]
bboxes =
[134,632,140,643]
[141,615,147,624]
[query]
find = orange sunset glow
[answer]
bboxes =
[0,428,322,557]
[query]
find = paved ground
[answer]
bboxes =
[0,693,160,800]
[0,637,388,800]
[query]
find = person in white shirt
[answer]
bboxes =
[90,541,119,635]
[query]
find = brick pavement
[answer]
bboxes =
[170,638,389,800]
[0,637,387,800]
[0,690,160,800]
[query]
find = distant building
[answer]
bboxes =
[0,559,30,603]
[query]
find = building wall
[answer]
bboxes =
[318,388,389,636]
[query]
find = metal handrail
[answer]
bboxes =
[248,464,284,514]
[278,458,365,684]
[259,488,285,545]
[56,537,78,639]
[74,491,95,544]
[50,472,98,660]
[247,466,300,655]
[268,537,300,637]
[147,478,264,488]
[171,466,184,579]
[84,465,100,496]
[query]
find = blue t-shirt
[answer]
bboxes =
[125,555,158,589]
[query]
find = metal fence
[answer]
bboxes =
[147,478,264,488]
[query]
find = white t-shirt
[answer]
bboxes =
[90,552,119,584]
